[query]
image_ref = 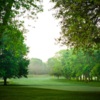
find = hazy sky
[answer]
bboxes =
[24,0,66,62]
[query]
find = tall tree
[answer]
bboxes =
[0,0,42,25]
[59,50,74,80]
[0,0,42,45]
[47,57,62,78]
[91,50,100,81]
[51,0,100,50]
[0,26,29,85]
[0,0,42,85]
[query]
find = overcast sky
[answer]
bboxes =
[24,0,66,62]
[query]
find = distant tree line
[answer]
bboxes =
[28,49,100,82]
[47,49,100,82]
[28,58,48,75]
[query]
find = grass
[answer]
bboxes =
[9,75,100,91]
[0,75,100,100]
[0,86,100,100]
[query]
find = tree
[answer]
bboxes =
[51,0,100,50]
[0,0,42,47]
[0,0,42,25]
[47,57,62,78]
[0,26,29,85]
[0,50,29,85]
[91,50,100,81]
[59,50,74,80]
[28,58,47,75]
[0,0,42,85]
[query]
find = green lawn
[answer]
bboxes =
[0,86,100,100]
[0,75,100,100]
[9,75,100,91]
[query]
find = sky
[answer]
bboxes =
[24,0,66,62]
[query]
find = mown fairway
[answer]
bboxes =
[0,75,100,100]
[10,75,100,91]
[0,86,100,100]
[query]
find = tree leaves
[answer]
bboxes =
[51,0,100,50]
[47,49,100,81]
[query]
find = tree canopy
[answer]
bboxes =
[28,58,48,75]
[0,26,29,85]
[51,0,100,50]
[0,0,42,85]
[0,0,42,25]
[47,49,100,81]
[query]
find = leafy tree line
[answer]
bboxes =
[47,49,100,81]
[27,49,100,82]
[0,0,42,85]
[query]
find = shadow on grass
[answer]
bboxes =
[0,84,100,100]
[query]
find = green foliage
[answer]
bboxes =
[91,50,100,80]
[47,49,100,81]
[0,26,29,85]
[0,50,18,78]
[0,50,29,78]
[47,57,62,78]
[17,58,29,78]
[0,0,42,85]
[51,0,100,50]
[0,0,43,25]
[28,58,48,75]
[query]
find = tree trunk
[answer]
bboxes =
[89,76,92,81]
[97,76,99,81]
[3,77,7,86]
[83,75,85,81]
[79,76,82,81]
[76,76,79,81]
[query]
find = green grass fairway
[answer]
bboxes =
[0,75,100,100]
[0,86,100,100]
[9,75,100,91]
